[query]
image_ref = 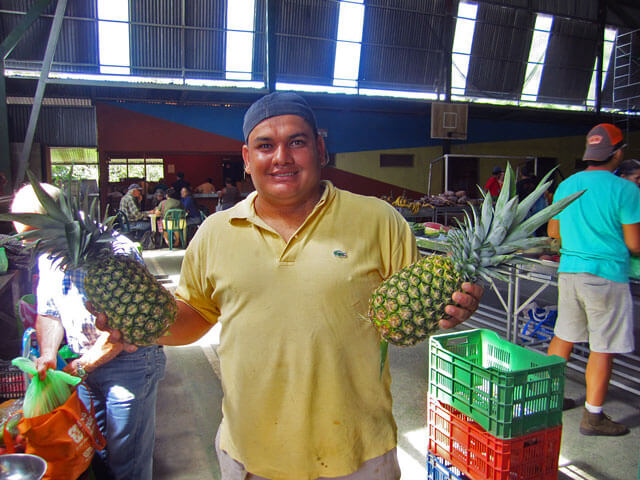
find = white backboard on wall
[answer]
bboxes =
[430,102,468,140]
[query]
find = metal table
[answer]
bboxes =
[418,238,640,397]
[397,205,472,225]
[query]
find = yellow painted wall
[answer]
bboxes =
[334,145,445,195]
[334,130,640,195]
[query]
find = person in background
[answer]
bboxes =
[181,186,202,241]
[216,177,241,211]
[118,183,151,236]
[547,123,640,436]
[153,187,182,217]
[153,187,184,248]
[181,186,200,220]
[95,92,483,480]
[516,165,548,236]
[172,172,190,193]
[151,189,166,210]
[615,158,640,187]
[10,183,166,480]
[137,180,149,211]
[153,178,168,194]
[195,177,216,194]
[484,166,504,197]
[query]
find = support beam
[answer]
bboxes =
[0,0,55,191]
[595,0,607,116]
[0,0,54,60]
[265,0,277,92]
[0,65,11,190]
[14,0,68,189]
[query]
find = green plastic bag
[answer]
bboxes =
[11,357,81,418]
[0,247,8,274]
[630,256,640,280]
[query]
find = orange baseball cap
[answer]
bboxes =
[583,123,625,162]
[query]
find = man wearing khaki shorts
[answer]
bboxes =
[547,123,640,436]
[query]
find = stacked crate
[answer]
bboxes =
[0,360,25,401]
[426,329,565,480]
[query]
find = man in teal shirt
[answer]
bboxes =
[548,123,640,436]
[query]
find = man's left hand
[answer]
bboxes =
[86,301,139,353]
[439,282,484,329]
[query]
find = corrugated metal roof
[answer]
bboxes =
[360,0,450,92]
[275,0,338,85]
[466,3,533,100]
[1,0,639,112]
[538,17,600,104]
[8,104,96,146]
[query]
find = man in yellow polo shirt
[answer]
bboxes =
[158,92,483,479]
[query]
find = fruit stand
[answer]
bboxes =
[396,205,473,225]
[416,235,640,399]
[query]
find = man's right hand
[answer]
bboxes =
[34,353,58,381]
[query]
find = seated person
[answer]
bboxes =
[152,188,184,247]
[181,187,201,225]
[194,178,216,194]
[153,178,168,193]
[118,183,151,237]
[151,190,165,209]
[217,178,241,211]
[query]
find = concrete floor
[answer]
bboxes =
[144,249,640,480]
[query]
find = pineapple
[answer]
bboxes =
[370,164,583,368]
[0,173,176,346]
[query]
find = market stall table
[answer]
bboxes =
[417,236,640,398]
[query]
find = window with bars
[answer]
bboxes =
[108,157,164,183]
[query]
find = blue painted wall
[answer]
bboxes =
[111,101,592,153]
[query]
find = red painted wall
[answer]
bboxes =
[95,102,421,211]
[322,166,423,199]
[96,102,243,153]
[162,154,237,191]
[96,102,246,209]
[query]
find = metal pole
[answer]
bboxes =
[265,0,277,92]
[594,0,606,115]
[0,65,11,189]
[444,154,449,193]
[0,0,54,190]
[14,0,68,188]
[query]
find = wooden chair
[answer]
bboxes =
[162,209,187,250]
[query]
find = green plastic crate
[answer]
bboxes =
[429,328,565,439]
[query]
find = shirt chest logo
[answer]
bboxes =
[333,249,348,258]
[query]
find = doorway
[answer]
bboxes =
[447,156,480,197]
[222,157,244,184]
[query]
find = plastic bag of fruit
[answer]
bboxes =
[11,357,81,418]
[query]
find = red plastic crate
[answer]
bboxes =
[0,360,26,400]
[428,397,561,480]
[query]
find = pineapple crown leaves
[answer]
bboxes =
[445,162,584,282]
[0,171,116,269]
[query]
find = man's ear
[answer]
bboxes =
[242,144,251,175]
[316,135,327,167]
